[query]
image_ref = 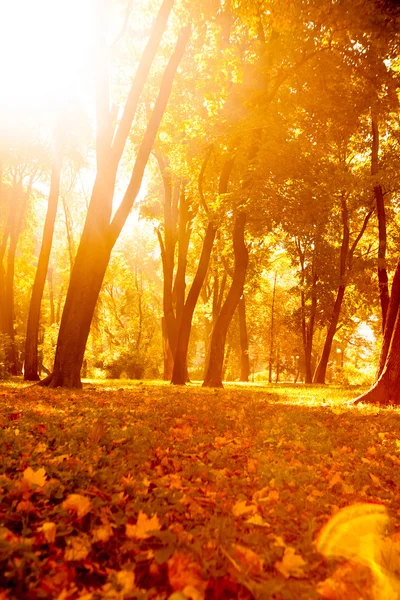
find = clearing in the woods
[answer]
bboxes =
[1,381,400,599]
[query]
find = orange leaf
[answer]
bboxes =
[63,494,92,518]
[168,551,207,599]
[23,467,47,488]
[126,511,160,539]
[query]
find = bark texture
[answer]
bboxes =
[203,213,248,388]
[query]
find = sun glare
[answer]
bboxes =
[0,0,95,128]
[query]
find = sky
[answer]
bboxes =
[0,0,96,131]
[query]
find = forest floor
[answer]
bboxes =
[1,380,400,600]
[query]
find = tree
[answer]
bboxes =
[40,0,190,388]
[203,212,248,387]
[24,131,63,380]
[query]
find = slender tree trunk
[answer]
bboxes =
[203,213,248,388]
[313,195,349,384]
[171,222,216,384]
[4,180,30,374]
[313,197,373,384]
[203,269,227,378]
[313,285,346,384]
[238,294,249,382]
[377,258,400,377]
[162,316,174,379]
[371,113,389,331]
[24,140,63,380]
[47,268,55,325]
[304,268,317,382]
[268,272,277,384]
[40,16,189,388]
[156,155,179,366]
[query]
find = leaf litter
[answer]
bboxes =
[0,382,400,599]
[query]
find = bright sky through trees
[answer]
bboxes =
[0,0,95,125]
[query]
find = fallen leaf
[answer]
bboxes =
[274,546,306,578]
[23,466,47,488]
[116,569,135,594]
[232,500,257,517]
[63,494,92,518]
[92,522,113,543]
[126,510,161,539]
[168,551,207,599]
[232,544,264,576]
[369,473,381,487]
[38,522,56,543]
[246,513,270,527]
[64,535,91,561]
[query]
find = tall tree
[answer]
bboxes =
[40,0,190,388]
[203,212,248,387]
[24,131,63,380]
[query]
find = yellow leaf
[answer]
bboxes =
[275,546,306,578]
[232,500,257,517]
[369,473,381,487]
[34,442,47,454]
[245,514,270,527]
[232,544,264,576]
[331,406,344,415]
[126,511,161,539]
[64,535,91,561]
[214,436,234,448]
[63,494,92,518]
[343,483,355,495]
[92,522,113,543]
[23,466,47,488]
[168,551,207,597]
[116,569,135,593]
[328,472,344,489]
[38,522,56,543]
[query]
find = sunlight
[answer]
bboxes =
[0,0,95,127]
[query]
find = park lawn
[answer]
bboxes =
[1,381,400,599]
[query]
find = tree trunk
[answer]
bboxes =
[268,272,277,384]
[238,294,250,382]
[24,141,63,380]
[203,213,248,388]
[304,268,317,383]
[313,194,349,384]
[156,155,179,362]
[162,316,174,380]
[47,268,56,325]
[377,258,400,377]
[313,285,346,384]
[171,222,216,384]
[354,299,400,405]
[40,17,190,388]
[2,180,31,374]
[371,112,389,331]
[313,195,372,384]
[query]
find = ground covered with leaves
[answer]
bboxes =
[1,381,400,599]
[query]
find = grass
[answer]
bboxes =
[0,380,399,599]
